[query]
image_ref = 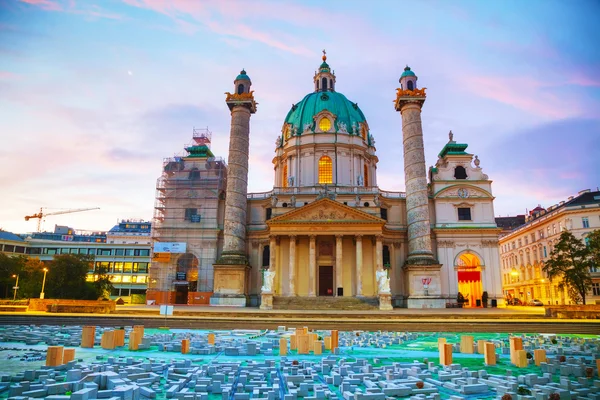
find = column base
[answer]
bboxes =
[259,293,273,310]
[378,293,393,310]
[211,263,251,307]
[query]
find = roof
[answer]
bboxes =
[283,91,367,135]
[235,69,250,81]
[0,231,24,242]
[400,66,416,78]
[495,215,526,232]
[438,141,469,158]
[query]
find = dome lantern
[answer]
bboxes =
[314,50,336,92]
[399,65,418,91]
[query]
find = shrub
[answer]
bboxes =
[501,394,513,400]
[549,393,560,400]
[416,381,424,389]
[517,387,531,395]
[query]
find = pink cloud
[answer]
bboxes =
[463,75,583,119]
[19,0,61,11]
[0,71,19,80]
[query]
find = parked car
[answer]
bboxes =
[528,299,544,306]
[507,298,522,306]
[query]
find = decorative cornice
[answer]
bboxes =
[437,240,456,248]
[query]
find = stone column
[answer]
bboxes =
[289,235,296,296]
[395,92,436,265]
[355,235,363,296]
[269,235,277,288]
[210,76,256,307]
[335,235,343,296]
[222,106,252,259]
[309,235,316,297]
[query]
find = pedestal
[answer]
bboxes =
[404,264,444,308]
[378,293,393,310]
[260,292,273,310]
[210,263,250,307]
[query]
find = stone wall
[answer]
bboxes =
[28,299,116,313]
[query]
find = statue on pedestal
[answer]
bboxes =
[261,269,275,293]
[376,269,391,294]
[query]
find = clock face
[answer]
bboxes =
[457,188,469,198]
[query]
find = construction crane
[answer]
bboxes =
[25,207,101,232]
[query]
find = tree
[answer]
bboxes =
[93,264,113,300]
[17,258,48,299]
[0,253,26,299]
[45,254,96,299]
[543,231,593,305]
[587,229,600,267]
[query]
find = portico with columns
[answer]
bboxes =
[263,198,387,298]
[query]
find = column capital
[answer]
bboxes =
[309,234,317,240]
[375,234,384,241]
[335,234,343,240]
[355,234,363,240]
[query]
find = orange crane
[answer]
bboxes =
[25,207,100,232]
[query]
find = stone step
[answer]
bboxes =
[272,296,379,310]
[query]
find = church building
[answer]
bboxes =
[148,54,503,309]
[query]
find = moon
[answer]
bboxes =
[127,70,133,76]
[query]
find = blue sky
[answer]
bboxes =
[0,0,599,233]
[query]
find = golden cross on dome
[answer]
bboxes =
[322,49,327,61]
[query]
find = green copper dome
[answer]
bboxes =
[283,91,367,134]
[400,66,416,78]
[236,69,250,81]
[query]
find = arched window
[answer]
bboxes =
[237,84,244,95]
[319,118,331,132]
[330,79,333,90]
[282,164,288,188]
[321,77,328,92]
[383,245,391,268]
[262,245,270,267]
[364,164,369,186]
[454,166,467,179]
[188,168,200,180]
[407,80,414,90]
[318,156,333,184]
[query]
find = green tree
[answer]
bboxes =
[45,254,95,299]
[587,229,600,267]
[93,264,113,300]
[17,258,48,299]
[543,231,593,305]
[0,253,27,299]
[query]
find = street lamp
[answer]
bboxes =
[40,268,48,299]
[11,274,19,301]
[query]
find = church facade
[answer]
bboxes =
[148,55,503,308]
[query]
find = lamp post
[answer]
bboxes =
[40,268,48,299]
[11,274,19,301]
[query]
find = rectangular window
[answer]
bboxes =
[124,262,133,273]
[60,248,70,254]
[185,208,200,222]
[115,249,124,256]
[87,248,96,255]
[457,207,471,221]
[543,246,547,258]
[592,283,600,296]
[97,248,112,256]
[134,249,150,257]
[137,262,148,273]
[552,224,557,234]
[15,246,26,253]
[380,208,388,220]
[266,208,272,220]
[70,248,78,254]
[582,217,589,228]
[46,248,57,255]
[518,239,522,248]
[114,262,124,273]
[125,249,134,256]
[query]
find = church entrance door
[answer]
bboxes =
[174,284,188,304]
[318,266,334,296]
[456,253,483,308]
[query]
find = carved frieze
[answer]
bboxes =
[437,240,455,248]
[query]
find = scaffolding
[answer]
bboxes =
[149,128,227,304]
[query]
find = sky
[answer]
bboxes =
[0,0,599,234]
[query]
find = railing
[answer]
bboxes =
[247,186,406,198]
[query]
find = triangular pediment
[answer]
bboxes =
[267,198,385,225]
